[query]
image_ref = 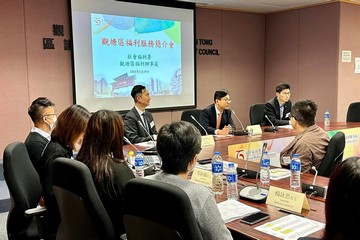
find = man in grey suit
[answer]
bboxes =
[124,85,157,143]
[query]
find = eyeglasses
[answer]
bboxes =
[221,98,232,103]
[280,91,290,96]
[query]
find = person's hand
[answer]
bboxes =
[217,125,231,135]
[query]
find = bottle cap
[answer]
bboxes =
[214,151,220,155]
[293,153,299,157]
[136,151,142,154]
[228,162,234,168]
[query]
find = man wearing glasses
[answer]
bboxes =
[199,89,236,135]
[25,97,56,175]
[263,83,292,126]
[280,99,329,173]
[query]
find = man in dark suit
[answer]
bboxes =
[124,85,157,143]
[263,83,292,126]
[199,89,236,135]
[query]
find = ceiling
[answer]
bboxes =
[177,0,360,13]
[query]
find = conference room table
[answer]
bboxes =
[125,122,360,240]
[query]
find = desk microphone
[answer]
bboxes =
[264,115,278,132]
[301,166,327,198]
[191,115,208,135]
[138,120,155,146]
[124,136,157,155]
[231,110,248,136]
[236,129,258,179]
[239,142,269,203]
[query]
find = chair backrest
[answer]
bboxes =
[52,157,114,240]
[249,103,265,125]
[123,178,204,240]
[318,131,345,177]
[180,109,205,135]
[3,141,43,239]
[346,102,360,122]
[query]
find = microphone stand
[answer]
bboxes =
[264,115,278,132]
[236,129,258,179]
[301,166,327,198]
[231,110,248,136]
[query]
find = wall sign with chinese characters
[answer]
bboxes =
[43,24,71,50]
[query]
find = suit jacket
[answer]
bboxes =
[263,97,292,126]
[124,107,157,143]
[199,104,236,135]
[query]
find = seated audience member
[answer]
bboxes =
[40,104,90,232]
[280,99,329,173]
[199,89,236,135]
[263,83,292,126]
[25,97,56,175]
[77,110,135,237]
[147,121,233,240]
[124,85,157,143]
[322,156,360,240]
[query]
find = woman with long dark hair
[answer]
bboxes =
[77,110,135,237]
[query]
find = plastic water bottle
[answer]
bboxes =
[134,151,144,178]
[290,153,301,189]
[212,151,224,195]
[260,151,270,185]
[226,163,238,200]
[324,110,330,126]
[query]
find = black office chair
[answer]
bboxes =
[346,102,360,122]
[318,131,345,177]
[249,103,265,125]
[52,157,114,240]
[180,109,205,135]
[123,178,204,240]
[3,141,51,240]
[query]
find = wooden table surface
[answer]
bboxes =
[124,122,360,239]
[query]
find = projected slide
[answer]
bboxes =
[91,13,182,98]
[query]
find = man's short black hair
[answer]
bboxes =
[28,97,55,123]
[157,121,202,175]
[214,89,229,102]
[291,99,317,127]
[131,85,146,101]
[276,83,290,93]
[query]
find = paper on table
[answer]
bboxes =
[217,200,260,223]
[255,214,325,240]
[135,141,156,147]
[277,125,293,129]
[270,168,291,180]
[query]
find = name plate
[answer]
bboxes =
[266,186,310,214]
[191,168,212,188]
[201,135,215,147]
[246,125,262,135]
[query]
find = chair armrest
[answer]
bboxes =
[24,206,47,217]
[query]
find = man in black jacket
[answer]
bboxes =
[263,83,292,126]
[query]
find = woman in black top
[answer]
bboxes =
[77,110,135,238]
[40,104,90,232]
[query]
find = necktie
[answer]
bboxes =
[216,112,222,129]
[142,113,150,132]
[280,105,284,120]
